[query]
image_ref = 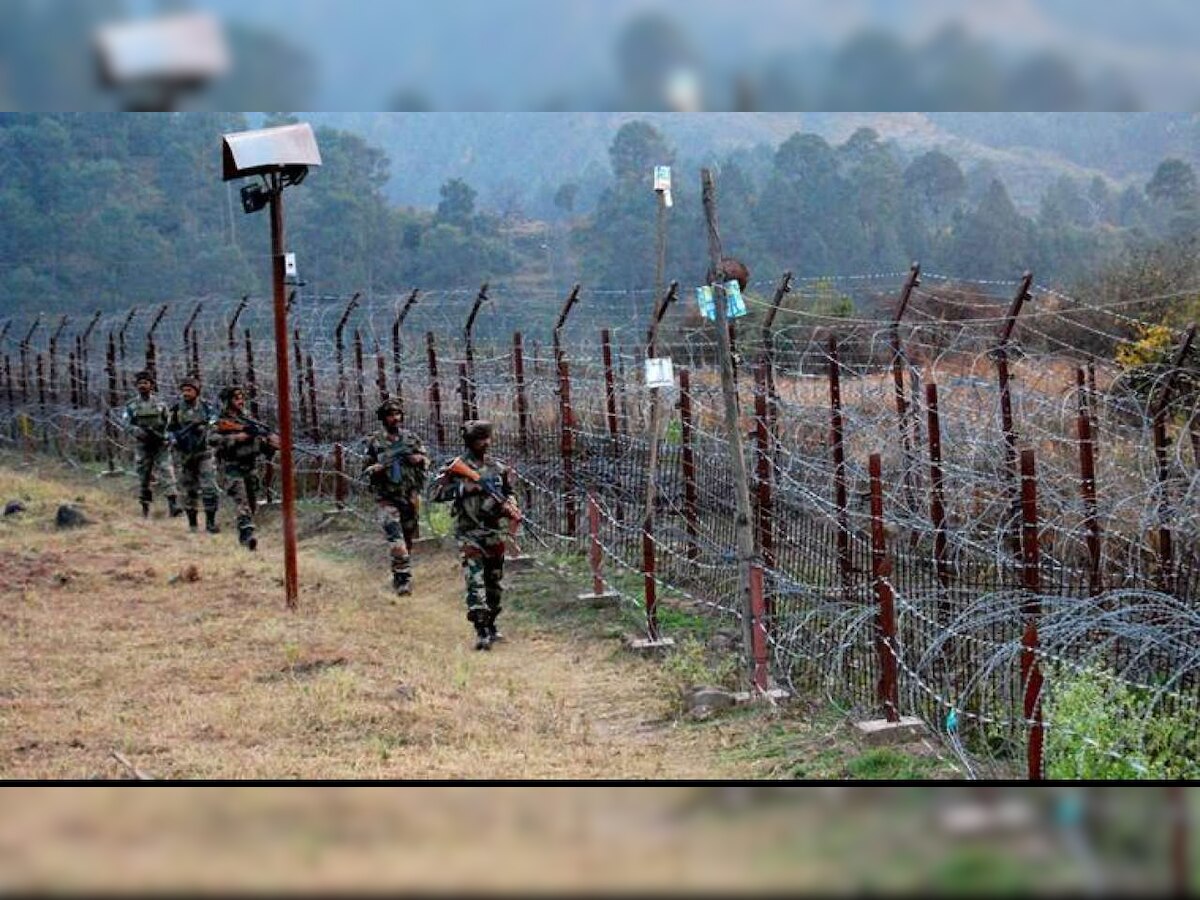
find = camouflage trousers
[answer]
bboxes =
[377,498,418,584]
[174,451,219,513]
[458,538,505,625]
[134,440,177,502]
[223,467,260,536]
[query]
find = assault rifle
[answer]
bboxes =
[436,457,523,554]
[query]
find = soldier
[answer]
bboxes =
[121,369,181,519]
[167,376,221,534]
[209,385,279,551]
[363,399,430,597]
[430,420,520,651]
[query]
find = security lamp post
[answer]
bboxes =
[222,123,322,609]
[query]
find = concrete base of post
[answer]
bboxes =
[626,635,676,655]
[506,554,536,573]
[853,716,926,747]
[732,687,792,705]
[576,589,621,607]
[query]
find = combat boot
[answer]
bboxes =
[167,495,183,518]
[186,509,199,532]
[238,523,257,551]
[140,501,150,518]
[488,619,504,643]
[204,509,220,534]
[473,621,493,651]
[393,572,412,597]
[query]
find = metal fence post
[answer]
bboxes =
[869,453,900,723]
[1019,448,1045,781]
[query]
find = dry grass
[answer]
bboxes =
[0,456,780,780]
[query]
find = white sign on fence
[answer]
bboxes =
[644,357,675,388]
[284,252,297,278]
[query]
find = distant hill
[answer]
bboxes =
[310,112,1199,215]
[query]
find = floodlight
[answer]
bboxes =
[222,123,322,183]
[95,12,229,95]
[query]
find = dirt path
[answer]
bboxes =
[0,459,767,779]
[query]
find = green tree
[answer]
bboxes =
[1145,158,1198,210]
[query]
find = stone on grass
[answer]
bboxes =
[4,500,26,516]
[55,504,92,529]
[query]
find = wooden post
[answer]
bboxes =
[869,454,900,723]
[426,331,445,450]
[1076,369,1102,595]
[513,332,529,454]
[829,335,852,603]
[679,367,699,561]
[1019,449,1044,781]
[995,272,1033,557]
[701,168,758,685]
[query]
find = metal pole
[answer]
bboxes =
[1020,448,1044,781]
[869,453,900,723]
[829,335,852,603]
[601,328,619,444]
[393,288,420,422]
[268,175,300,609]
[513,332,529,454]
[679,367,699,561]
[1076,369,1102,596]
[753,363,776,608]
[1149,323,1196,596]
[555,285,582,538]
[995,272,1033,557]
[227,296,248,383]
[701,168,757,686]
[464,283,488,421]
[426,332,445,450]
[890,263,921,519]
[48,315,68,406]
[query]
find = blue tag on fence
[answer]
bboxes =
[696,281,747,320]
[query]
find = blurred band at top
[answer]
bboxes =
[1,0,1198,111]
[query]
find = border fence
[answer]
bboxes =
[2,266,1199,779]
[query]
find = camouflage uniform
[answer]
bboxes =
[209,405,275,549]
[430,427,516,648]
[167,395,220,531]
[121,389,179,515]
[364,426,429,594]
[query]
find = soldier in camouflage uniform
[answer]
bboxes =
[363,399,430,597]
[167,376,221,534]
[430,420,519,651]
[209,385,279,551]
[121,370,181,519]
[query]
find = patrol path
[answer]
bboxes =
[0,459,772,779]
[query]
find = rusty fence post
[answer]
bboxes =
[333,442,347,509]
[889,263,922,520]
[753,363,776,619]
[679,367,699,561]
[105,332,119,473]
[1149,323,1196,596]
[463,283,488,422]
[925,383,951,595]
[829,335,852,603]
[869,453,900,723]
[642,510,659,641]
[293,328,307,437]
[354,328,366,433]
[145,303,167,387]
[601,328,619,443]
[995,273,1033,557]
[375,345,388,404]
[68,351,80,409]
[393,289,420,422]
[1076,369,1102,595]
[1019,448,1045,781]
[227,296,248,384]
[577,492,620,604]
[749,563,770,693]
[48,315,67,406]
[560,357,578,539]
[426,331,445,450]
[243,328,259,420]
[19,315,41,404]
[36,353,47,447]
[458,362,471,425]
[80,310,100,408]
[305,353,321,443]
[513,331,529,454]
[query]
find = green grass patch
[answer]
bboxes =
[845,747,940,780]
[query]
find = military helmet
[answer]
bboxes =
[461,419,494,444]
[219,385,245,406]
[178,375,201,392]
[133,369,155,385]
[376,399,403,421]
